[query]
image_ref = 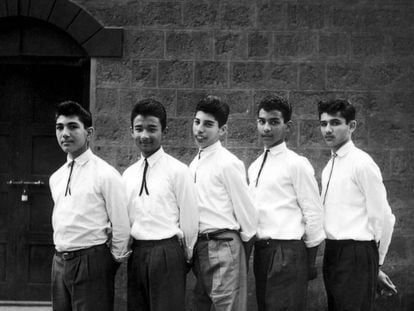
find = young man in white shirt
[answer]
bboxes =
[50,101,130,311]
[248,95,325,311]
[123,99,198,311]
[190,95,258,311]
[318,99,396,311]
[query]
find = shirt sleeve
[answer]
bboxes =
[221,159,258,242]
[101,168,131,261]
[291,158,326,248]
[355,160,395,265]
[174,166,199,261]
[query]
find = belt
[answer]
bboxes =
[132,236,178,248]
[55,243,108,261]
[198,229,238,241]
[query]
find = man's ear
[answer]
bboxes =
[285,120,293,133]
[163,127,168,135]
[349,120,357,133]
[219,124,228,136]
[86,127,94,138]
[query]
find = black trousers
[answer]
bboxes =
[254,239,308,311]
[323,239,379,311]
[52,244,117,311]
[127,237,186,311]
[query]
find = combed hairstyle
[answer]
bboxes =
[130,98,167,130]
[195,95,229,128]
[257,95,292,122]
[317,99,356,123]
[55,101,92,128]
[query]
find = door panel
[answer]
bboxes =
[0,61,89,300]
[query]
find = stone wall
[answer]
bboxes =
[74,1,414,310]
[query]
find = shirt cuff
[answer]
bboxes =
[111,250,132,262]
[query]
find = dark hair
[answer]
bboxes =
[257,95,292,122]
[195,95,229,128]
[131,98,167,130]
[317,99,356,123]
[55,101,92,128]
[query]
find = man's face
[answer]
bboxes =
[320,112,355,152]
[257,109,291,149]
[56,115,91,159]
[131,115,164,158]
[192,111,226,149]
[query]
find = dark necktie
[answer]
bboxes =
[139,158,149,196]
[65,160,75,196]
[194,150,202,183]
[323,153,337,205]
[255,149,269,187]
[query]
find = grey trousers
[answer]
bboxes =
[52,244,117,311]
[193,231,247,311]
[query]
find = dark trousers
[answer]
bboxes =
[323,239,379,311]
[193,231,247,311]
[254,239,308,311]
[52,244,117,311]
[127,237,186,311]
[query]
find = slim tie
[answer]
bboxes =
[65,160,75,196]
[194,150,202,183]
[139,158,149,196]
[323,153,337,205]
[255,149,269,187]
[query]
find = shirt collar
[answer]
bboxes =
[268,141,287,156]
[335,140,354,158]
[66,148,92,167]
[199,140,222,156]
[142,147,164,167]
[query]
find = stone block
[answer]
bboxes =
[0,1,7,17]
[96,59,131,86]
[364,63,412,91]
[351,34,384,58]
[299,63,325,90]
[124,30,164,59]
[66,10,102,45]
[367,117,413,149]
[220,2,254,29]
[287,4,325,30]
[390,35,414,57]
[83,2,141,27]
[230,62,265,88]
[257,1,286,30]
[274,32,318,59]
[319,32,349,58]
[115,146,138,173]
[267,63,298,90]
[95,88,118,114]
[183,1,219,28]
[119,89,141,115]
[94,114,128,145]
[290,91,345,118]
[248,32,272,60]
[177,90,209,116]
[390,151,414,179]
[214,31,247,60]
[131,60,157,87]
[368,150,391,180]
[140,2,181,27]
[27,0,55,20]
[298,119,323,148]
[164,118,193,146]
[195,61,228,88]
[327,63,364,90]
[386,235,414,267]
[166,31,212,60]
[158,60,193,88]
[226,119,259,147]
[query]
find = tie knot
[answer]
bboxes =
[198,150,203,160]
[332,153,337,159]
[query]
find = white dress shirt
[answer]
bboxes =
[322,140,395,265]
[248,142,325,247]
[122,147,198,261]
[189,141,257,242]
[49,149,131,261]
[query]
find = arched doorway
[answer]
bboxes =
[0,0,123,301]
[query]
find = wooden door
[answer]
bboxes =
[0,60,89,300]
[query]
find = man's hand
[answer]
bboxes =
[377,269,397,297]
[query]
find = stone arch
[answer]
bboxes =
[0,0,123,57]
